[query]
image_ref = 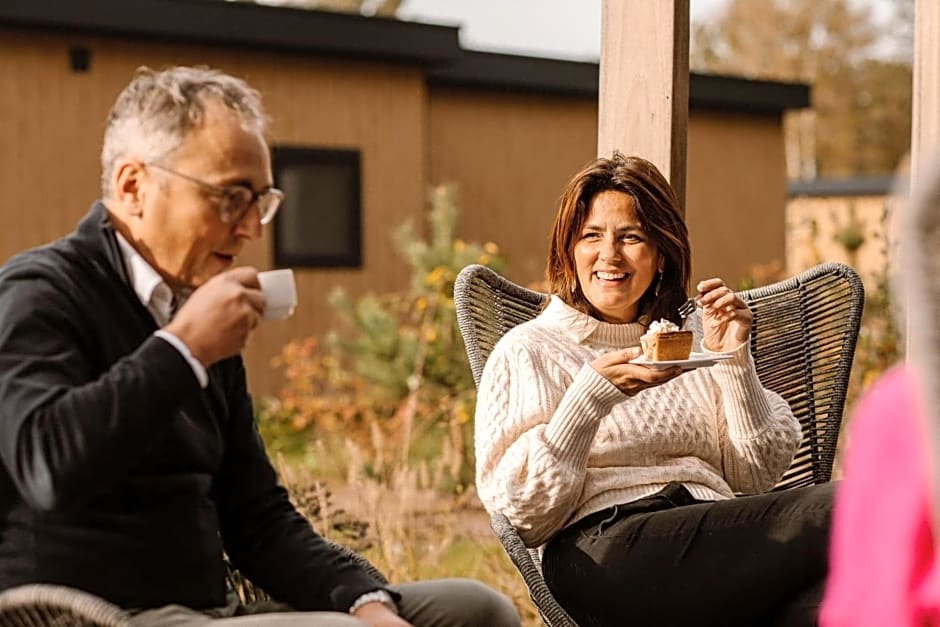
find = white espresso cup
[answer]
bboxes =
[258,269,297,320]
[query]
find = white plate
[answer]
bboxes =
[629,351,734,370]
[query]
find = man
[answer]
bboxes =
[0,66,519,627]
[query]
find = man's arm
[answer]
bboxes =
[215,357,393,613]
[0,274,200,512]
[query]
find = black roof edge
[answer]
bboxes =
[689,73,810,113]
[427,50,811,113]
[427,50,600,97]
[787,175,897,198]
[0,0,460,65]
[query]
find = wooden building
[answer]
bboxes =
[0,0,809,394]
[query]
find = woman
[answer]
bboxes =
[821,154,940,627]
[474,153,832,627]
[821,366,938,627]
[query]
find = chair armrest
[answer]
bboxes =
[0,584,132,626]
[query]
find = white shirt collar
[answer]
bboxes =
[115,232,175,326]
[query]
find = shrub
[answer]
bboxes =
[259,184,505,492]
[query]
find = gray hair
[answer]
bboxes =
[100,66,267,199]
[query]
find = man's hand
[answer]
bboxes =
[352,601,413,626]
[164,267,265,367]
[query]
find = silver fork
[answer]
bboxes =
[678,298,698,321]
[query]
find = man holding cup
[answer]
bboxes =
[0,66,518,627]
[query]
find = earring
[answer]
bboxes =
[654,271,663,297]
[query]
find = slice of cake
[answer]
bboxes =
[640,319,693,361]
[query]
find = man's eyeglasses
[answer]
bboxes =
[145,163,284,226]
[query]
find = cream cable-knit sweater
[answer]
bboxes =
[474,296,801,548]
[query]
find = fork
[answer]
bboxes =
[678,297,698,321]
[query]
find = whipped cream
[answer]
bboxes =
[646,318,680,335]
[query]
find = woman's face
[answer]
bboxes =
[574,190,660,323]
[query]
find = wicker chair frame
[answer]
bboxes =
[0,585,132,627]
[0,542,387,626]
[454,262,865,627]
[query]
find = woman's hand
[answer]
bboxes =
[695,278,752,352]
[591,347,683,396]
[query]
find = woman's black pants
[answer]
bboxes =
[542,482,834,627]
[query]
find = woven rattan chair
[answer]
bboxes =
[0,584,132,627]
[0,541,387,626]
[454,262,865,627]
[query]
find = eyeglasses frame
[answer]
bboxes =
[144,162,284,226]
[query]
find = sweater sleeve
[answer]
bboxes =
[474,335,625,547]
[705,341,802,493]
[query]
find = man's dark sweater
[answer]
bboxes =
[0,203,384,611]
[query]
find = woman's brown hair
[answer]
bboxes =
[547,152,691,326]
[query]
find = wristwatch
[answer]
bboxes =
[348,589,398,615]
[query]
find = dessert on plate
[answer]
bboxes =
[640,319,693,361]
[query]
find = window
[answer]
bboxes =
[271,146,362,268]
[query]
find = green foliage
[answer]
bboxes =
[736,198,901,420]
[844,201,902,408]
[851,268,901,390]
[832,203,866,254]
[326,292,417,401]
[326,185,505,402]
[259,184,506,491]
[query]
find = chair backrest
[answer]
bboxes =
[738,262,864,488]
[454,262,865,487]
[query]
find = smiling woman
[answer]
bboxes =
[548,153,690,327]
[573,191,659,323]
[473,152,833,627]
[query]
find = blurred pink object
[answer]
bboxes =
[821,366,940,627]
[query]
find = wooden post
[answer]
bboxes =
[912,0,940,185]
[910,0,940,550]
[598,0,690,210]
[906,1,940,360]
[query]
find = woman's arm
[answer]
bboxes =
[474,336,624,547]
[690,281,801,492]
[708,343,802,493]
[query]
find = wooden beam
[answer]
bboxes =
[598,0,690,209]
[910,0,940,547]
[912,0,940,186]
[907,1,940,358]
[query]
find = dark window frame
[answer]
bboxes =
[271,146,362,268]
